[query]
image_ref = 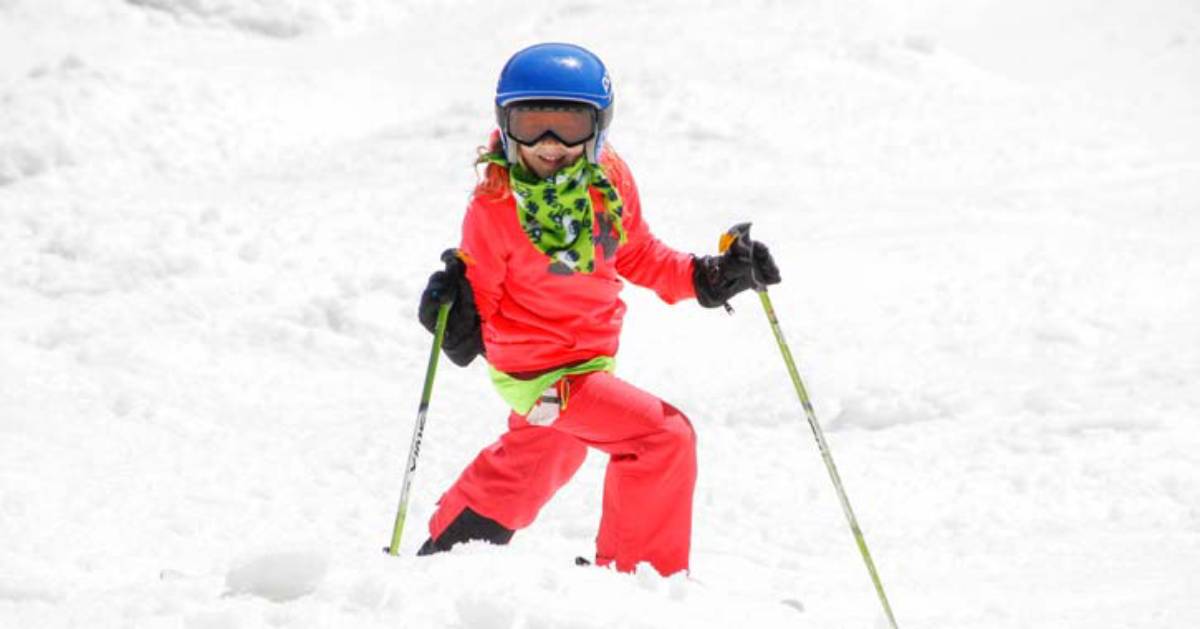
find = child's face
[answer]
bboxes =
[518,139,585,180]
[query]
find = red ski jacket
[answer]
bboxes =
[459,156,696,374]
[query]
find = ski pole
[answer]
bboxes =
[384,251,458,556]
[721,223,900,629]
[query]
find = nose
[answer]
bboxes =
[534,136,567,150]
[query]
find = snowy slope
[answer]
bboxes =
[2,1,1199,628]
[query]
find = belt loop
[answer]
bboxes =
[557,377,570,412]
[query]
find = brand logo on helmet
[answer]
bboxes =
[602,72,611,95]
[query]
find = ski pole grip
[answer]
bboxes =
[441,248,465,275]
[718,222,753,255]
[718,222,767,293]
[433,248,472,306]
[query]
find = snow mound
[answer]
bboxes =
[125,0,326,38]
[0,57,85,186]
[0,577,61,604]
[830,387,946,431]
[0,139,69,187]
[453,590,518,629]
[123,0,405,37]
[224,549,329,602]
[383,548,805,629]
[183,611,240,629]
[0,53,212,185]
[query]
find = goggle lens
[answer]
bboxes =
[506,104,596,147]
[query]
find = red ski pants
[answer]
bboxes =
[428,371,697,576]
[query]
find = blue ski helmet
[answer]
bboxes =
[494,42,614,164]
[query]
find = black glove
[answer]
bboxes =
[692,223,781,308]
[418,249,484,367]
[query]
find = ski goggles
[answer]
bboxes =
[503,101,597,147]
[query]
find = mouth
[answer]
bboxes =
[532,153,569,169]
[525,152,576,177]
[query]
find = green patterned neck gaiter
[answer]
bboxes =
[482,152,626,275]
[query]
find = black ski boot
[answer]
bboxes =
[416,507,515,556]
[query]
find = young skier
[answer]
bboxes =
[416,42,780,576]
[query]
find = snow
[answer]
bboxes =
[224,549,330,603]
[2,0,1199,627]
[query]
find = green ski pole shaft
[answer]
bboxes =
[385,300,451,556]
[756,289,900,629]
